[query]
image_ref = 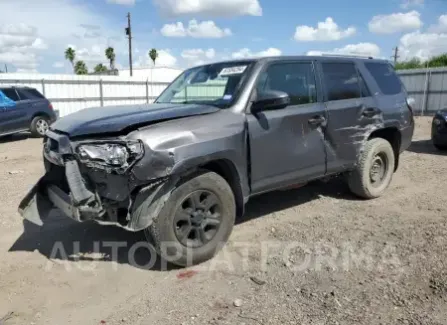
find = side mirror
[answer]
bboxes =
[251,90,290,113]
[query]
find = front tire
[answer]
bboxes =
[30,116,49,137]
[348,138,395,199]
[145,171,236,267]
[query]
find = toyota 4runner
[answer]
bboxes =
[19,56,414,266]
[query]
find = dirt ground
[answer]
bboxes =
[0,117,446,325]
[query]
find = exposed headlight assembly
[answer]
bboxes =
[76,140,144,172]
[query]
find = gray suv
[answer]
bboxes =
[19,56,414,266]
[0,86,57,137]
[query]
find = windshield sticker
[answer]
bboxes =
[223,94,232,100]
[219,66,247,77]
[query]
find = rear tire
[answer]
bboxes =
[433,141,447,151]
[145,171,236,267]
[347,138,395,199]
[30,116,49,137]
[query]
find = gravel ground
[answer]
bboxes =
[0,117,446,325]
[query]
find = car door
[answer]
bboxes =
[247,61,327,194]
[0,88,27,135]
[318,61,378,173]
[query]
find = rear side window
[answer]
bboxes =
[364,62,403,95]
[257,62,317,105]
[321,63,361,101]
[0,88,20,101]
[17,88,45,100]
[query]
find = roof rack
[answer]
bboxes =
[314,53,374,59]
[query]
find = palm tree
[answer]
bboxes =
[74,60,88,75]
[149,48,158,66]
[64,47,76,73]
[105,47,116,70]
[94,63,108,73]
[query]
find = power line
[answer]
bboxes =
[126,12,133,77]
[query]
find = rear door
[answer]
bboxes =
[0,88,28,135]
[318,61,378,173]
[247,60,327,194]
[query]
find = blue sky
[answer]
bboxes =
[0,0,446,73]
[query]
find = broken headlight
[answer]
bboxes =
[77,140,144,169]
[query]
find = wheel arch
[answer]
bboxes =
[199,158,245,219]
[368,127,401,171]
[31,111,50,122]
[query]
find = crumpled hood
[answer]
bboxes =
[50,103,220,137]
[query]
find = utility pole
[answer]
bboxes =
[392,47,399,64]
[126,12,133,77]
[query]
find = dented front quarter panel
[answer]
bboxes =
[124,109,249,230]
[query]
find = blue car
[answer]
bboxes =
[432,110,447,150]
[0,86,57,137]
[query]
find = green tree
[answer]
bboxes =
[394,58,423,70]
[426,54,447,68]
[105,47,116,70]
[149,48,158,66]
[394,53,447,70]
[74,60,88,75]
[94,63,108,73]
[64,47,76,72]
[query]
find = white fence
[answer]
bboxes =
[0,68,182,117]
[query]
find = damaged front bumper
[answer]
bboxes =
[18,130,175,231]
[18,174,88,226]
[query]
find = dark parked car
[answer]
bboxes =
[19,56,414,266]
[432,110,447,150]
[0,86,57,137]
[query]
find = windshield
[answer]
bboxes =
[155,61,254,108]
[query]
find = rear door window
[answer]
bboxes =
[0,88,20,102]
[364,62,403,95]
[17,88,45,100]
[321,63,361,101]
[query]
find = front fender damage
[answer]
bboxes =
[126,175,180,231]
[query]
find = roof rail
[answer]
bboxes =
[314,53,374,59]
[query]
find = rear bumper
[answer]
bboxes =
[400,123,415,153]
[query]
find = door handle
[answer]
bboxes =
[308,115,326,126]
[362,107,381,117]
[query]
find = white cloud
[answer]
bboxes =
[134,49,178,67]
[32,38,48,50]
[106,0,135,4]
[401,0,424,9]
[0,0,127,73]
[307,43,381,58]
[181,48,216,60]
[399,30,447,61]
[369,11,422,34]
[161,20,232,38]
[0,23,48,71]
[429,14,447,33]
[52,61,65,68]
[232,47,282,59]
[0,52,39,73]
[153,0,262,17]
[294,17,356,42]
[181,48,216,66]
